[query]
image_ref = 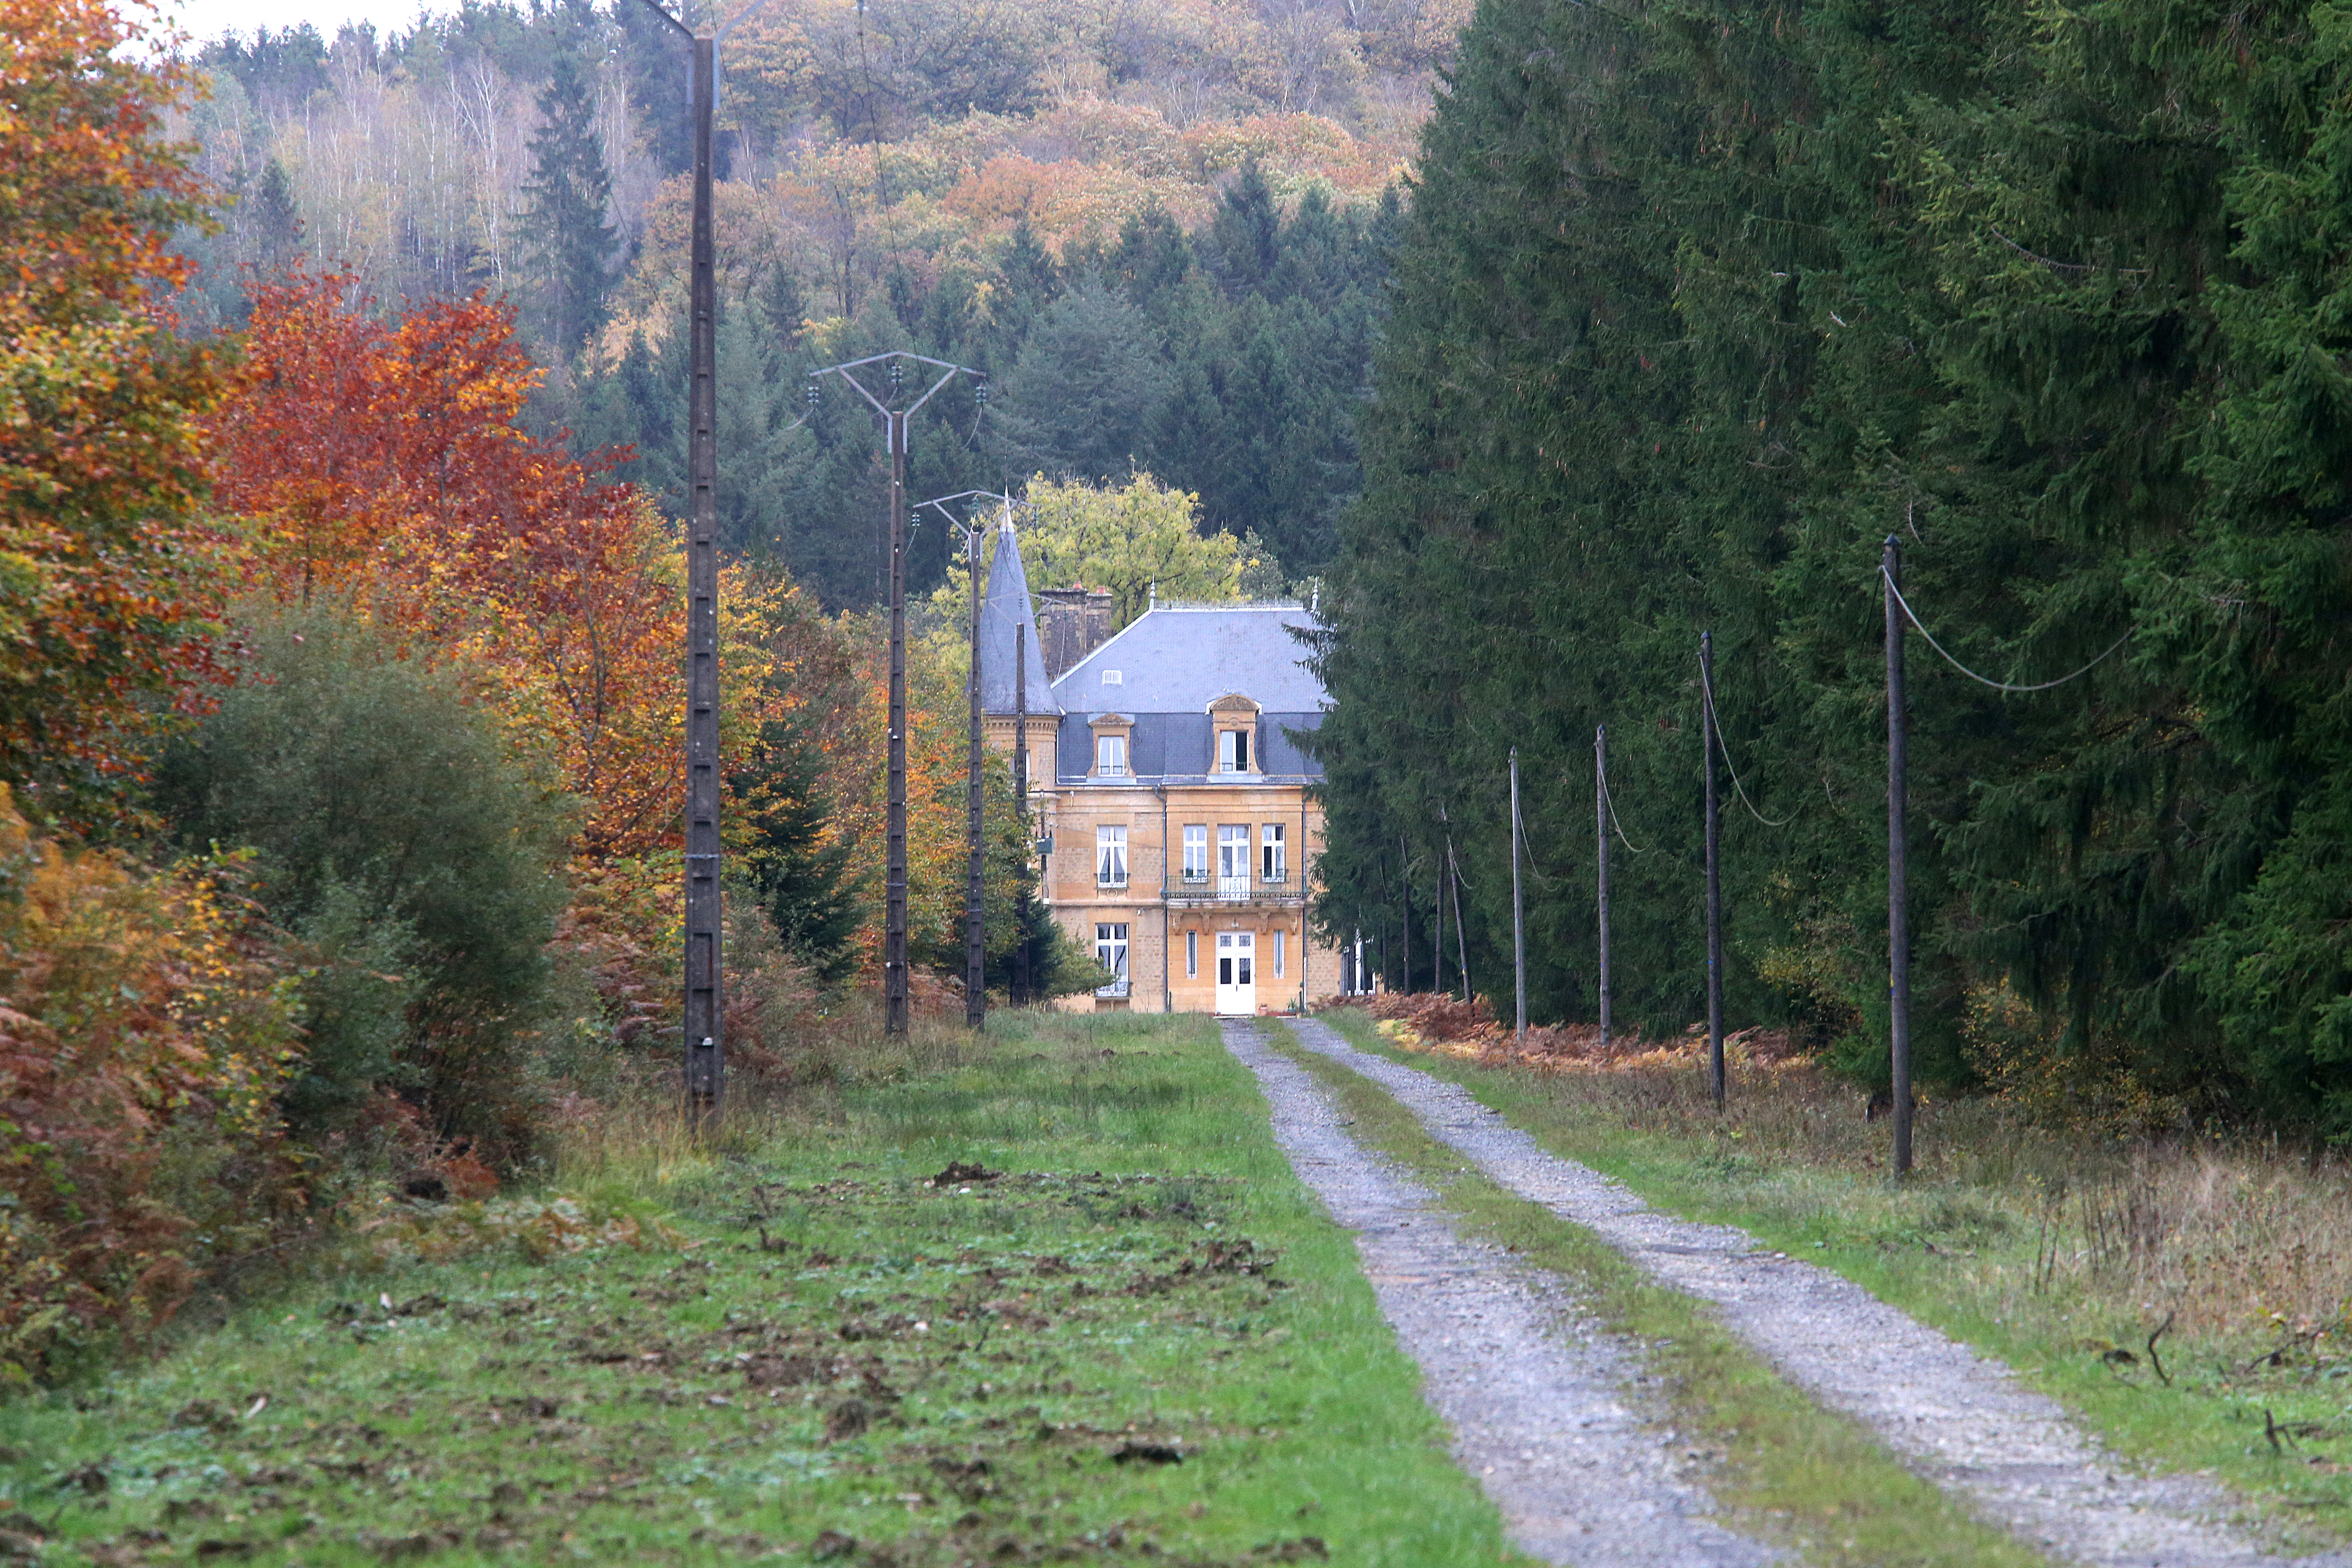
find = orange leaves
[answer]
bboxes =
[209,271,684,861]
[0,0,227,814]
[0,784,303,1383]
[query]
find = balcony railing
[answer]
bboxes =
[1095,975,1131,999]
[1162,880,1304,908]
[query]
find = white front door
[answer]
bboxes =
[1215,931,1256,1015]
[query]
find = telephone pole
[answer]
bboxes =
[1703,631,1725,1108]
[635,0,772,1122]
[809,353,985,1034]
[1885,537,1913,1176]
[1596,725,1612,1047]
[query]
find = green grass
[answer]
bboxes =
[0,1011,1536,1567]
[1311,1007,2352,1553]
[1267,1021,2042,1568]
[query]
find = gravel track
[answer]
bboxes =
[1286,1016,2352,1568]
[1220,1021,1779,1567]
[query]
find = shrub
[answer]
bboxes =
[153,608,573,1153]
[0,789,303,1388]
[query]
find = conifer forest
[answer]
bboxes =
[24,0,2352,1508]
[1308,0,2352,1138]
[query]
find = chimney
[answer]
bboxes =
[1034,585,1115,679]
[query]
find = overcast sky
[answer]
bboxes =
[162,0,439,46]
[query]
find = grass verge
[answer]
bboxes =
[0,1010,1534,1568]
[1311,1005,2352,1552]
[1266,1021,2041,1568]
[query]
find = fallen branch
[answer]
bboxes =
[2146,1310,2175,1387]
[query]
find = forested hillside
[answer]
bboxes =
[1313,0,2352,1131]
[175,0,1445,596]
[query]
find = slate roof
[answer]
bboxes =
[977,516,1058,716]
[1055,710,1324,784]
[1050,603,1324,714]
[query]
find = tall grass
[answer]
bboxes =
[538,1001,983,1203]
[1338,1001,2352,1358]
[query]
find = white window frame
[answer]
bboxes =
[1095,922,1129,995]
[1185,930,1198,978]
[1273,929,1286,978]
[1219,727,1251,774]
[1217,824,1250,890]
[1095,734,1127,776]
[1181,824,1209,882]
[1095,824,1128,887]
[1261,822,1287,883]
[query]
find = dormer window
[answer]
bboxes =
[1208,693,1260,776]
[1090,714,1133,778]
[1101,669,1123,686]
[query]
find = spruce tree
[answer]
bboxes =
[523,44,616,358]
[254,156,303,269]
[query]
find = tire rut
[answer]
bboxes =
[1287,1015,2352,1568]
[1220,1021,1779,1568]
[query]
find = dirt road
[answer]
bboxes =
[1221,1021,1779,1566]
[1252,1016,2352,1568]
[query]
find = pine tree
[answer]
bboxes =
[255,156,303,269]
[522,44,616,358]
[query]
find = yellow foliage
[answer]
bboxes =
[0,784,305,1384]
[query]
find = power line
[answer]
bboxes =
[1698,655,1792,827]
[1602,769,1646,854]
[1882,566,2129,693]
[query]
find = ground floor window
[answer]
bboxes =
[1272,929,1286,977]
[1095,923,1129,994]
[1185,929,1198,977]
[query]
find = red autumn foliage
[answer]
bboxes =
[206,269,684,861]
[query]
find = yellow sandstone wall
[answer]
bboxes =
[1036,779,1332,1014]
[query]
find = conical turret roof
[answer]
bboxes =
[978,512,1058,716]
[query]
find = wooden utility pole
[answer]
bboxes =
[1448,838,1469,1004]
[636,0,772,1123]
[1596,724,1612,1046]
[1400,833,1411,994]
[1510,747,1526,1048]
[1885,537,1913,1176]
[1703,631,1725,1108]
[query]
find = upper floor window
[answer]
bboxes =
[1182,824,1208,881]
[1218,824,1250,887]
[1095,734,1128,776]
[1219,727,1251,773]
[1101,669,1123,686]
[1261,823,1287,883]
[1096,824,1128,887]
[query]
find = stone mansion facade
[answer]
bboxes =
[976,519,1334,1014]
